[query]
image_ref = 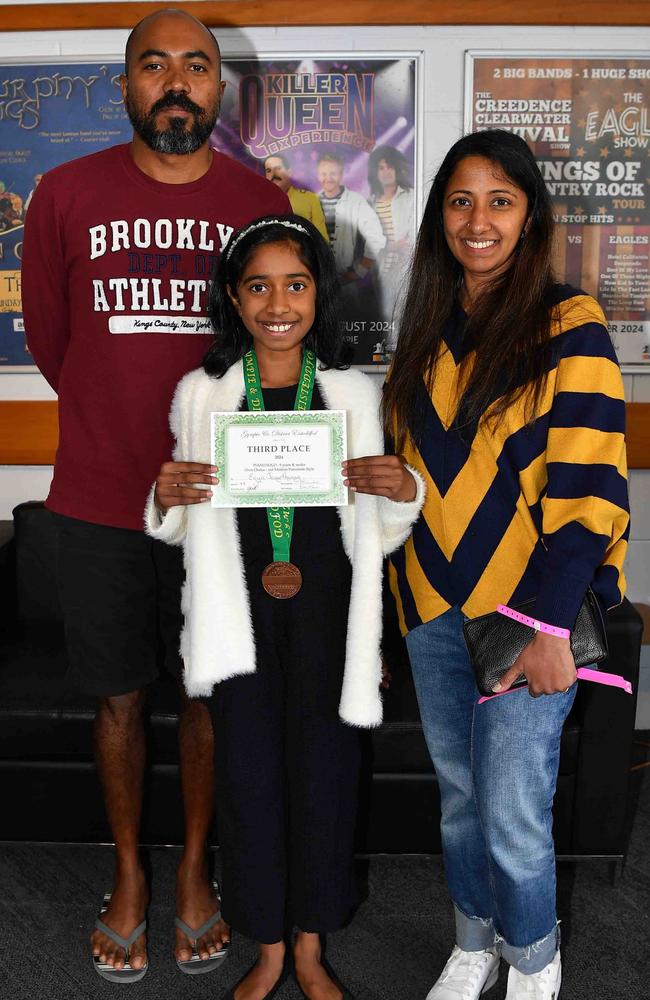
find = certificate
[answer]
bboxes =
[210,410,348,508]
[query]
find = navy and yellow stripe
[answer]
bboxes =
[390,285,629,635]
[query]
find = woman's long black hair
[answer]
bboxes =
[382,130,557,451]
[204,214,348,376]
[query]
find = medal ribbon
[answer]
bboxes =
[243,348,316,564]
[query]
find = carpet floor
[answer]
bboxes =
[1,736,648,1000]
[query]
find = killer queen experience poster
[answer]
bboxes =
[216,56,419,367]
[465,52,650,368]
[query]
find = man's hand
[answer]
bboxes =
[154,462,218,513]
[494,631,577,698]
[342,455,417,502]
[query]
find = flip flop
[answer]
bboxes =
[175,879,230,975]
[93,892,148,983]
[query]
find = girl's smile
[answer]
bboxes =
[260,321,297,337]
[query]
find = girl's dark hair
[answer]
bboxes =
[383,129,556,451]
[367,145,413,197]
[204,214,348,376]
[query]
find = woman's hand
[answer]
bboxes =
[154,462,218,514]
[494,631,577,697]
[342,455,417,502]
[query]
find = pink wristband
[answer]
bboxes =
[496,603,570,639]
[477,667,633,704]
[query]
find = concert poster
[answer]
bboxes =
[466,52,650,368]
[216,56,419,367]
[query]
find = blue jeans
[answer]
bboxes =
[406,606,577,975]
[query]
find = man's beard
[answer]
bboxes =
[126,89,219,155]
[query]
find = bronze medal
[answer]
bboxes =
[261,561,302,599]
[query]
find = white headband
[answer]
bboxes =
[225,218,309,261]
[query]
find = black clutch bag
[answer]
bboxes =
[463,588,608,697]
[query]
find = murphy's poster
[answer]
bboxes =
[216,56,419,367]
[466,52,650,367]
[0,59,130,368]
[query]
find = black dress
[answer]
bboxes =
[208,383,361,943]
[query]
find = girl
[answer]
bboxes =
[146,215,425,1000]
[384,131,629,1000]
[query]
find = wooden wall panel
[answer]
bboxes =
[0,0,648,30]
[1,399,648,467]
[0,401,58,465]
[626,404,650,470]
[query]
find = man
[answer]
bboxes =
[316,151,385,287]
[263,152,328,241]
[21,9,289,980]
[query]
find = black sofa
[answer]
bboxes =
[0,500,642,857]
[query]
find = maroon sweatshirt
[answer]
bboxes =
[22,143,289,530]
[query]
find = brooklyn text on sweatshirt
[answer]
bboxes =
[21,143,290,530]
[389,286,629,635]
[89,217,235,257]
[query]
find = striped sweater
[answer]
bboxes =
[389,285,629,636]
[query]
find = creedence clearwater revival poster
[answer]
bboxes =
[0,55,418,370]
[466,52,650,367]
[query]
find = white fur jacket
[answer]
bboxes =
[144,361,425,728]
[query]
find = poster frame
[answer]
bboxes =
[0,49,423,373]
[464,49,650,376]
[222,49,424,373]
[0,54,126,373]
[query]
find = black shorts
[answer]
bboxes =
[53,512,184,697]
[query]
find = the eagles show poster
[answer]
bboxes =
[0,54,418,370]
[466,53,650,367]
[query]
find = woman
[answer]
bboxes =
[367,145,415,348]
[384,131,629,1000]
[146,216,424,1000]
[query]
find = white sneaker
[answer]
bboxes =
[426,945,500,999]
[505,950,561,999]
